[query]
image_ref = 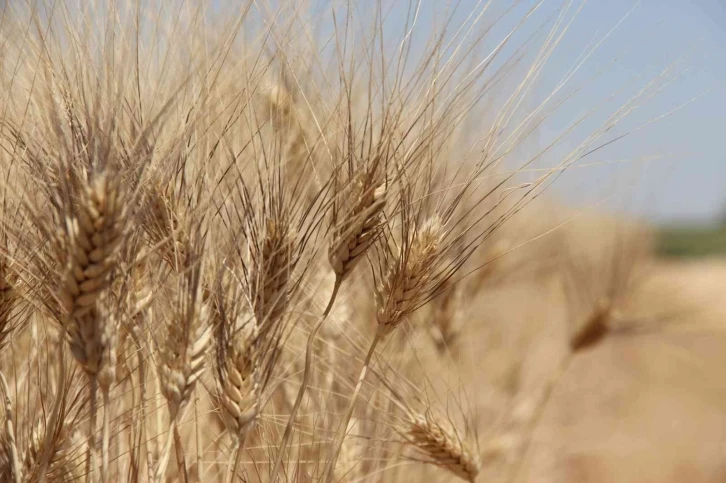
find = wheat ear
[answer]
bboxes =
[328,180,387,280]
[570,296,611,352]
[57,173,124,483]
[143,182,188,271]
[406,412,481,483]
[213,292,260,483]
[249,218,293,333]
[325,217,441,482]
[155,253,211,482]
[265,82,313,190]
[270,179,386,480]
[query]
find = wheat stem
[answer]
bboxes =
[173,424,188,483]
[101,389,111,483]
[129,324,153,481]
[88,376,98,483]
[37,346,66,483]
[270,277,342,481]
[324,328,383,483]
[507,353,574,483]
[226,431,249,483]
[0,371,21,483]
[154,417,177,483]
[194,390,202,482]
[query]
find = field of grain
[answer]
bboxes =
[0,1,721,482]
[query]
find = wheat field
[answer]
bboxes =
[0,1,721,482]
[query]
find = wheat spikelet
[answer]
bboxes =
[405,411,481,483]
[328,177,386,280]
[376,216,442,338]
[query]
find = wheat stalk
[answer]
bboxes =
[325,216,442,481]
[211,270,262,483]
[155,244,211,482]
[271,174,387,479]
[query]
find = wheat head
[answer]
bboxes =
[59,173,125,389]
[376,216,442,338]
[406,411,481,483]
[328,177,386,281]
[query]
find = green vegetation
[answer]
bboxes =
[657,225,726,257]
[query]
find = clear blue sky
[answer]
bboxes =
[380,0,726,224]
[492,0,726,224]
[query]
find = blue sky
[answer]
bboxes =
[506,0,726,224]
[376,0,726,224]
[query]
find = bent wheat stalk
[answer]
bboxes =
[325,216,441,482]
[270,177,386,480]
[155,246,211,482]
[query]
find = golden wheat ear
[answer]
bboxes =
[211,271,262,483]
[328,177,387,281]
[376,216,443,338]
[406,411,482,483]
[210,270,261,433]
[154,236,211,482]
[57,173,125,386]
